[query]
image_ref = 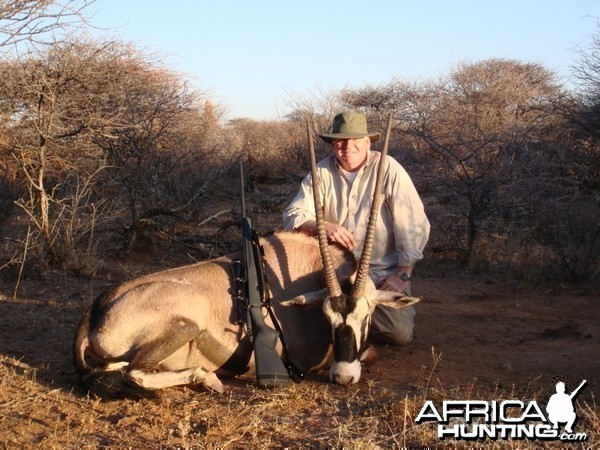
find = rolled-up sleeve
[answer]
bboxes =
[388,163,430,266]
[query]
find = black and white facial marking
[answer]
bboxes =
[323,292,371,385]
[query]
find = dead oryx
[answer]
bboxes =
[73,115,419,398]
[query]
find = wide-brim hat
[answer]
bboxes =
[318,111,381,144]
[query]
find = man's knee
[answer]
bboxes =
[371,320,413,345]
[370,305,415,346]
[387,324,414,345]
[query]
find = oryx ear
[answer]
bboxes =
[280,288,328,307]
[374,291,421,309]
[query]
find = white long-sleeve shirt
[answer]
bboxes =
[282,151,430,278]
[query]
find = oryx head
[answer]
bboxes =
[284,114,419,385]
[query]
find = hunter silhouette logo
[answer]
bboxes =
[546,380,586,434]
[416,379,589,442]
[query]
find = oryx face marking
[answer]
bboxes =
[323,292,372,384]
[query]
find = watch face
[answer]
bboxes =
[399,272,410,281]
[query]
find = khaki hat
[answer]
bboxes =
[318,111,381,144]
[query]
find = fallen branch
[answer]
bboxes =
[197,209,231,227]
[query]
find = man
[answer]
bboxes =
[283,111,430,346]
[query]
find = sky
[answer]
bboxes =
[89,1,599,120]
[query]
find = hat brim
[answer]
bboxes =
[318,132,381,144]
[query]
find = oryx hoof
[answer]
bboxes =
[196,371,225,394]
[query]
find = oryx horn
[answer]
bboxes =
[351,111,393,299]
[307,118,342,298]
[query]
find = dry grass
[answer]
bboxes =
[0,348,597,449]
[0,199,597,448]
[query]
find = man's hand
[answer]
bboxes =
[324,222,356,250]
[298,220,356,250]
[375,274,410,295]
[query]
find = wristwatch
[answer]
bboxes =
[397,272,412,282]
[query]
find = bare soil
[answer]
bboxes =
[0,205,598,448]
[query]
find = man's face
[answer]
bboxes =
[331,136,370,172]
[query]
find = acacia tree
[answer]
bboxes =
[538,22,600,281]
[0,37,227,270]
[228,118,306,184]
[89,51,197,232]
[0,40,119,267]
[340,79,426,130]
[0,0,94,52]
[569,21,600,194]
[572,21,600,141]
[345,60,564,261]
[403,59,563,261]
[88,57,240,250]
[284,85,345,152]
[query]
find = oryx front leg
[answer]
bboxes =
[129,367,225,394]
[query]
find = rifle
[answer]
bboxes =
[569,380,587,400]
[233,162,301,388]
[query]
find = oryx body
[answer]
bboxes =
[74,232,355,397]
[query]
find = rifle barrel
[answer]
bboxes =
[239,160,246,217]
[569,379,587,399]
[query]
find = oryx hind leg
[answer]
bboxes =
[129,367,225,394]
[124,316,225,394]
[127,316,201,369]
